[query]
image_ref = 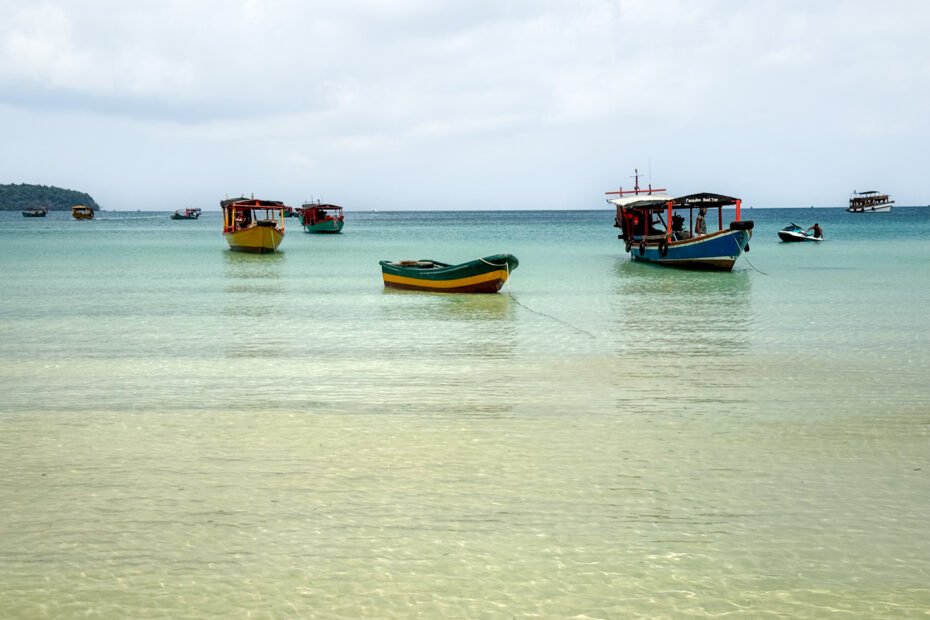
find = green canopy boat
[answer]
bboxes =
[379,254,518,293]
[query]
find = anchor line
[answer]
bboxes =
[492,258,597,339]
[735,234,767,275]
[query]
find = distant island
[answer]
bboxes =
[0,183,101,211]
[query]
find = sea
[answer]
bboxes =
[1,206,928,619]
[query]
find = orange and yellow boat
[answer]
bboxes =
[220,197,289,253]
[71,205,95,220]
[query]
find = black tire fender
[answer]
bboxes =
[658,239,668,257]
[639,242,646,256]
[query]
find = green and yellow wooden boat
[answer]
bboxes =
[220,197,289,253]
[379,254,518,293]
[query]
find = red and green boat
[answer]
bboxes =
[299,203,344,233]
[379,254,518,293]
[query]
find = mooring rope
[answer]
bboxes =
[733,236,767,275]
[484,257,597,340]
[742,253,767,275]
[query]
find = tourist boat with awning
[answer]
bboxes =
[379,254,518,293]
[607,172,753,271]
[848,190,893,213]
[170,208,202,220]
[220,197,289,253]
[299,202,345,233]
[71,205,95,220]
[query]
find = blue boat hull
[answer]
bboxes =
[629,227,752,271]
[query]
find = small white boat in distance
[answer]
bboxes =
[848,190,893,213]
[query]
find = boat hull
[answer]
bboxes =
[847,204,892,213]
[778,224,822,242]
[303,220,344,233]
[224,224,284,253]
[380,254,518,293]
[22,211,47,217]
[778,231,821,242]
[629,226,752,271]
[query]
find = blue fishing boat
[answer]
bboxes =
[607,172,753,271]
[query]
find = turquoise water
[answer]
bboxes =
[1,207,929,618]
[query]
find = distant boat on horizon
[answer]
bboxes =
[71,205,94,220]
[170,208,202,220]
[848,190,893,213]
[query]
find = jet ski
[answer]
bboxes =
[778,223,823,242]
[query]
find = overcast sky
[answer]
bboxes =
[1,0,928,210]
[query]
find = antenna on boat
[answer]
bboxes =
[606,167,666,197]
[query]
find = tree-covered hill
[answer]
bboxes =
[0,183,101,211]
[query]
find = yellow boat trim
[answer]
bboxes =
[383,269,508,289]
[225,225,284,252]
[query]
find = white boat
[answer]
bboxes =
[848,190,893,213]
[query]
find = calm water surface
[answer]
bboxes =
[1,207,929,618]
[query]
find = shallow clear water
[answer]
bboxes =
[1,207,929,618]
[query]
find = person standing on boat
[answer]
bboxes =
[695,207,707,236]
[807,223,823,239]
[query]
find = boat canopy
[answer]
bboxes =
[221,198,288,211]
[611,192,740,211]
[671,192,740,208]
[607,194,671,209]
[302,203,343,211]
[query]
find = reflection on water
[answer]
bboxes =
[222,251,290,358]
[377,291,517,362]
[223,249,285,277]
[611,259,753,356]
[608,259,756,421]
[381,288,517,321]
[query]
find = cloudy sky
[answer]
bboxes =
[1,0,928,210]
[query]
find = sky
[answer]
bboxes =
[1,0,928,210]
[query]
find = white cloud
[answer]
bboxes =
[1,0,929,208]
